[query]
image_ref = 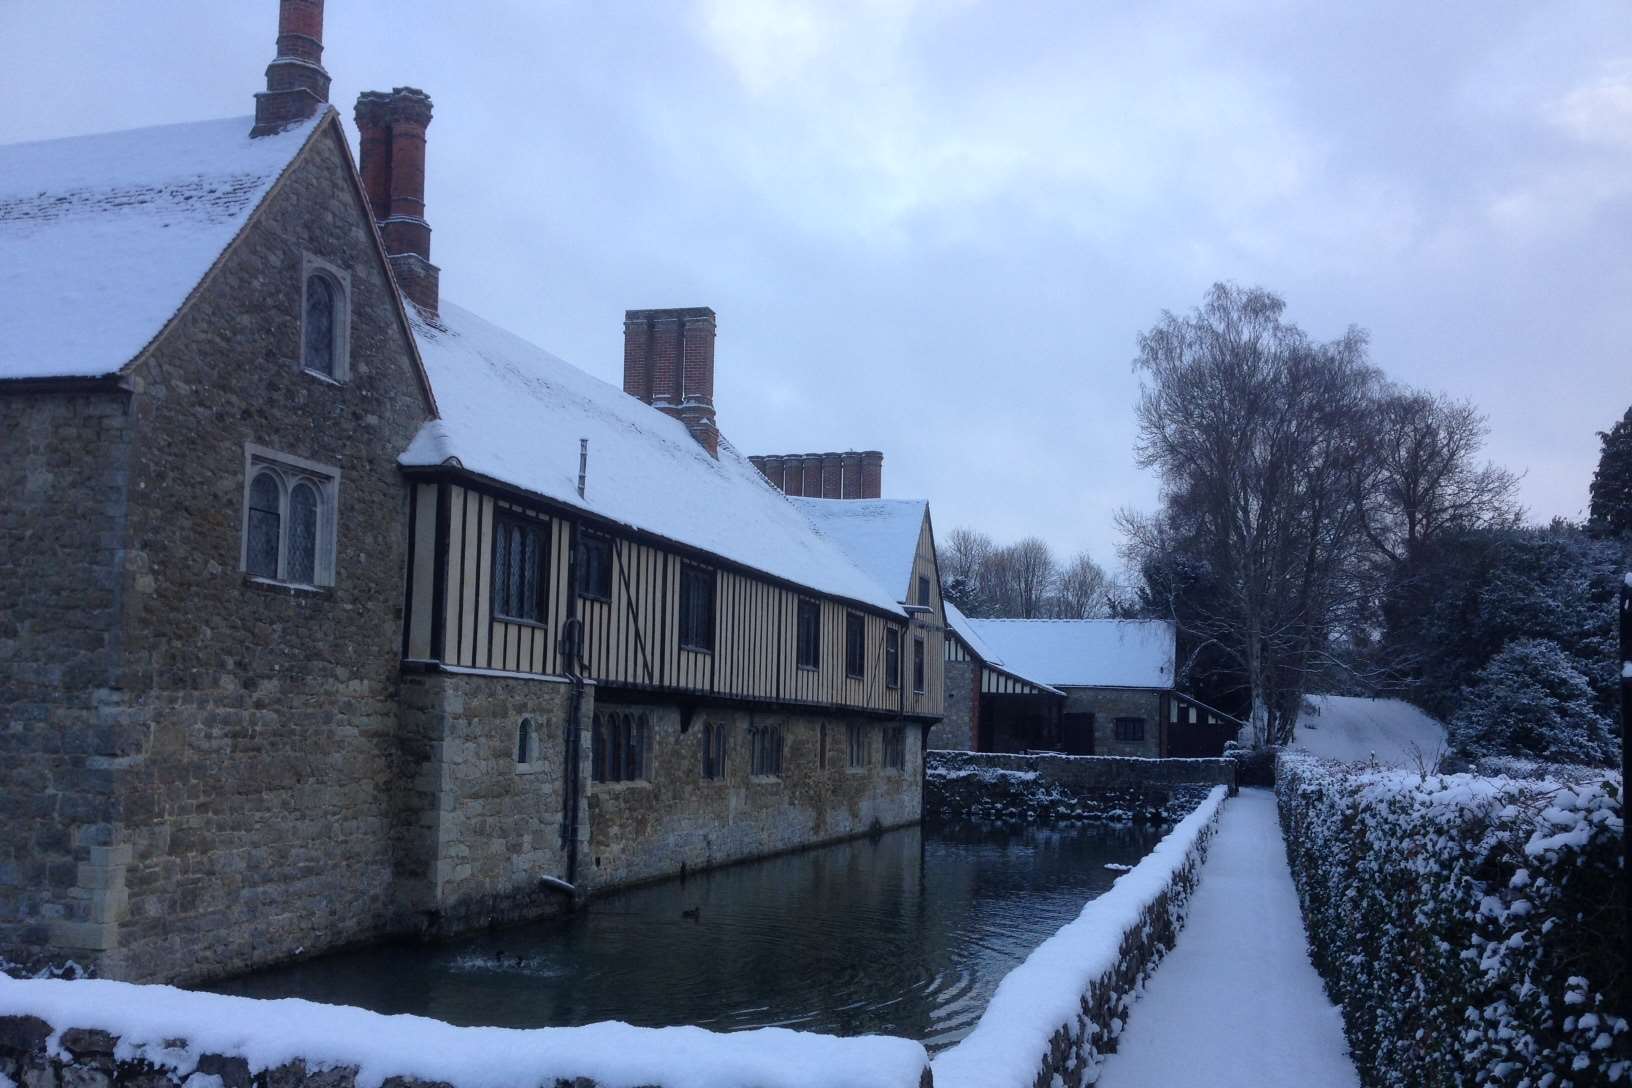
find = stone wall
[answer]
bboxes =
[927,659,978,751]
[0,390,135,974]
[924,750,1235,824]
[1064,688,1164,758]
[0,120,438,984]
[105,123,433,985]
[396,670,586,931]
[587,702,925,890]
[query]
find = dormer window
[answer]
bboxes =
[301,255,351,381]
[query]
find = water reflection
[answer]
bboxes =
[209,820,1165,1052]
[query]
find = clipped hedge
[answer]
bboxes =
[1277,752,1627,1087]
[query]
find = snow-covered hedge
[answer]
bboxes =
[932,785,1228,1088]
[1276,751,1628,1087]
[0,977,931,1088]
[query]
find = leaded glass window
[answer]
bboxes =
[287,481,318,584]
[494,514,546,622]
[247,472,282,579]
[303,274,335,377]
[242,449,338,588]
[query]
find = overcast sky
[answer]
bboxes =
[3,1,1628,569]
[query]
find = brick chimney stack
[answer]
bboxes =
[623,307,719,457]
[749,450,884,499]
[354,88,441,317]
[252,0,331,136]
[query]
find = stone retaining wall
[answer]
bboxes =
[925,750,1236,824]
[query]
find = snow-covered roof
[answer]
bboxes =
[944,600,1000,662]
[399,302,904,615]
[964,618,1175,689]
[0,112,325,381]
[943,601,1065,695]
[791,498,927,603]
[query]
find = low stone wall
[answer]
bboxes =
[931,786,1228,1088]
[0,978,931,1088]
[925,750,1236,824]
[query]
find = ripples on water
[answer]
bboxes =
[210,821,1166,1052]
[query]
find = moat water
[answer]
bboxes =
[209,820,1165,1052]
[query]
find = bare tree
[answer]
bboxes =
[1130,283,1381,747]
[1004,537,1058,618]
[1052,551,1111,618]
[942,527,995,586]
[1363,388,1523,566]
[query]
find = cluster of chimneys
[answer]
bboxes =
[748,453,884,499]
[251,0,438,316]
[246,1,883,489]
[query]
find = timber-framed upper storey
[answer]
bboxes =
[401,466,946,721]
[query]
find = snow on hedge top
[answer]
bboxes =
[792,498,926,603]
[400,303,902,614]
[0,113,323,380]
[1292,695,1448,767]
[965,618,1175,689]
[0,976,929,1088]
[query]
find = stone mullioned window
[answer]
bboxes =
[241,444,339,588]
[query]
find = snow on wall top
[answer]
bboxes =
[965,618,1175,689]
[0,976,930,1088]
[399,302,903,615]
[0,113,324,381]
[791,498,927,604]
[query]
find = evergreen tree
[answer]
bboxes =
[1588,405,1632,535]
[1447,638,1613,765]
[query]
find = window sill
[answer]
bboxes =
[243,574,333,598]
[845,672,865,682]
[748,774,783,784]
[578,592,611,604]
[515,762,546,776]
[680,645,713,655]
[796,664,819,673]
[846,765,869,775]
[592,778,651,792]
[301,367,345,386]
[496,615,551,631]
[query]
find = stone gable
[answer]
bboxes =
[0,116,435,983]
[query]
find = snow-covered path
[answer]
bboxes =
[1096,789,1361,1088]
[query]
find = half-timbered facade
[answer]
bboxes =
[0,0,943,985]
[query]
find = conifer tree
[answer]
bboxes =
[1588,405,1632,535]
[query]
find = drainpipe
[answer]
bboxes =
[560,519,587,892]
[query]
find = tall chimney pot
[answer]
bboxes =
[622,308,719,457]
[252,0,331,136]
[355,87,440,317]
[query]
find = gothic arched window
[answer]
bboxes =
[300,257,351,381]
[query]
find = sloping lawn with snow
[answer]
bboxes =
[1292,694,1446,767]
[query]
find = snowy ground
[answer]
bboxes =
[1291,694,1447,768]
[1095,790,1361,1088]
